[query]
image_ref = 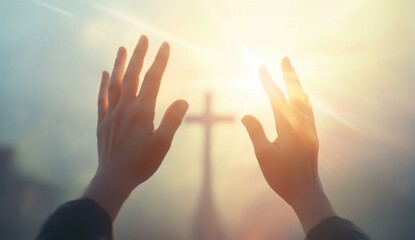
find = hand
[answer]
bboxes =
[242,57,335,233]
[83,36,188,220]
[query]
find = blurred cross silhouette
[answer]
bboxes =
[186,92,234,186]
[186,92,234,240]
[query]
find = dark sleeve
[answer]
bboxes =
[306,216,370,240]
[36,198,113,240]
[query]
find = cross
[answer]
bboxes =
[186,92,234,185]
[187,92,234,240]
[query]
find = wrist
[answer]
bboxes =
[82,170,135,221]
[290,188,336,234]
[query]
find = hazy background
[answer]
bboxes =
[0,0,414,239]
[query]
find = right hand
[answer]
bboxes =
[242,57,335,233]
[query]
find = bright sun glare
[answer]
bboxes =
[81,0,376,149]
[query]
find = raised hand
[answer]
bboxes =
[242,57,335,233]
[83,36,188,220]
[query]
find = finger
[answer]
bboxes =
[259,65,288,104]
[282,57,317,134]
[281,57,308,113]
[120,36,149,103]
[242,115,270,151]
[258,66,291,137]
[98,71,110,125]
[301,95,319,173]
[108,47,127,111]
[282,57,304,98]
[304,95,316,132]
[153,100,188,149]
[137,42,170,111]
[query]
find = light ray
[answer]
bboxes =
[199,1,271,87]
[332,45,413,76]
[199,1,242,48]
[311,95,369,136]
[34,1,76,18]
[289,0,373,52]
[92,3,219,62]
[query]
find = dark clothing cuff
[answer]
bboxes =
[306,216,370,240]
[36,198,112,240]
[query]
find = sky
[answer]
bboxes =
[1,0,415,239]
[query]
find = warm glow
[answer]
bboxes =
[4,0,413,239]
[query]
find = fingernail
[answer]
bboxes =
[117,47,122,57]
[161,41,169,50]
[138,35,146,44]
[258,65,267,76]
[179,101,189,112]
[282,57,292,69]
[241,116,251,126]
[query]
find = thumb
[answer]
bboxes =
[154,100,188,148]
[242,115,270,152]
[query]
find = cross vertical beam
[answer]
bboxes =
[186,92,234,240]
[186,92,234,189]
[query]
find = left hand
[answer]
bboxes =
[84,36,188,220]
